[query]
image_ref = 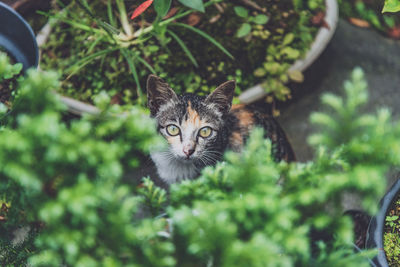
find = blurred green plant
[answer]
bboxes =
[339,0,400,36]
[383,0,400,13]
[0,53,23,82]
[3,56,396,265]
[0,52,23,109]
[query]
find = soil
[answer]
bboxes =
[344,210,371,249]
[0,79,13,106]
[0,48,18,106]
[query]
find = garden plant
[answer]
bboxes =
[0,52,23,107]
[2,48,400,265]
[40,0,325,106]
[338,0,400,39]
[384,194,400,266]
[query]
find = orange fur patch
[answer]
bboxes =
[184,101,203,128]
[235,109,254,129]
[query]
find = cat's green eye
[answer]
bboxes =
[199,127,212,138]
[166,124,180,136]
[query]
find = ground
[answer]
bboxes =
[278,19,400,210]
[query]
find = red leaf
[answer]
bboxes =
[131,0,154,20]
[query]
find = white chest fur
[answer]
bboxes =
[150,151,199,184]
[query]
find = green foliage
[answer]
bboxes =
[383,0,400,13]
[2,56,396,265]
[384,198,400,266]
[338,0,400,33]
[178,0,206,13]
[164,68,393,266]
[0,61,169,266]
[0,53,23,82]
[234,6,269,38]
[0,52,23,110]
[384,232,400,266]
[40,0,324,104]
[154,0,172,18]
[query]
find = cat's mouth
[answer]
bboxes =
[178,154,196,162]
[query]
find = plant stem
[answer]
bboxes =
[116,0,133,37]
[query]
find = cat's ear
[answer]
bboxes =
[147,75,178,116]
[205,80,236,114]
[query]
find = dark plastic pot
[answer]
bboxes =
[366,178,400,267]
[0,2,38,71]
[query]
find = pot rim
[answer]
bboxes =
[366,178,400,266]
[36,0,339,116]
[238,0,339,104]
[0,2,39,71]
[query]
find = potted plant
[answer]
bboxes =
[0,2,39,108]
[366,179,400,267]
[36,0,338,115]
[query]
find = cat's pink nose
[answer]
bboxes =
[183,147,195,157]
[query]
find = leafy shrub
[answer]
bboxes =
[1,58,399,266]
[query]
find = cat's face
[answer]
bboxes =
[147,75,235,166]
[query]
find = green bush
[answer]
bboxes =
[1,61,399,266]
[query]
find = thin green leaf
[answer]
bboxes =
[236,23,251,38]
[76,0,119,36]
[154,0,172,18]
[121,49,144,105]
[167,30,198,67]
[107,0,117,27]
[172,22,234,59]
[135,55,157,74]
[178,0,205,12]
[66,48,119,75]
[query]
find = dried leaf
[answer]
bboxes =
[348,18,370,28]
[187,13,202,26]
[312,11,330,29]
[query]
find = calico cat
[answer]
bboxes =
[147,75,295,184]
